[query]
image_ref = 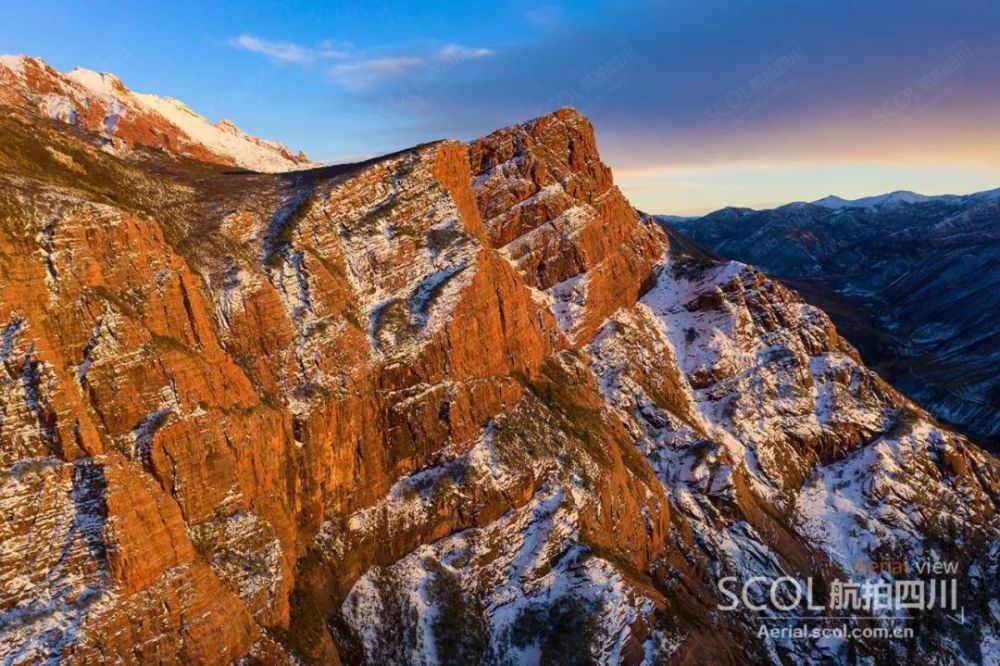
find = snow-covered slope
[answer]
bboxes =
[0,54,315,172]
[668,188,1000,451]
[128,91,313,173]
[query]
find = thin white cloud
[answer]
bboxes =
[329,44,495,89]
[438,44,494,59]
[229,33,494,87]
[318,38,354,51]
[330,56,427,88]
[526,5,561,26]
[228,34,349,64]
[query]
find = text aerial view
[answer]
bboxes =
[1,2,999,665]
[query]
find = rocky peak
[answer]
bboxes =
[469,107,613,247]
[469,107,667,343]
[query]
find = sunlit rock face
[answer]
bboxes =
[0,60,998,665]
[469,108,666,345]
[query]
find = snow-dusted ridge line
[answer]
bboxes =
[0,54,318,173]
[130,90,315,173]
[658,186,1000,217]
[803,186,1000,210]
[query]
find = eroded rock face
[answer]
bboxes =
[469,108,667,344]
[1,87,999,666]
[0,102,562,663]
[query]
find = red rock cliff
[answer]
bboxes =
[469,108,667,343]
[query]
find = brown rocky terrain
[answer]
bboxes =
[1,61,999,665]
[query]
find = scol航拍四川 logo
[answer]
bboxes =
[717,557,963,617]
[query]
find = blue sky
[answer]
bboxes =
[3,0,1000,214]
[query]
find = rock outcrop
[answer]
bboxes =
[1,61,999,665]
[470,108,665,344]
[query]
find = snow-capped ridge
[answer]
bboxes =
[66,67,125,95]
[661,186,1000,219]
[813,190,933,209]
[0,54,29,76]
[0,54,317,173]
[809,187,1000,210]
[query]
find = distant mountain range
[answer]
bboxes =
[663,188,1000,451]
[811,188,1000,209]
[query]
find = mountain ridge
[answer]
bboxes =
[667,185,1000,217]
[0,53,315,173]
[808,187,1000,210]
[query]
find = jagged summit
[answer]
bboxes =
[470,104,664,342]
[0,54,316,172]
